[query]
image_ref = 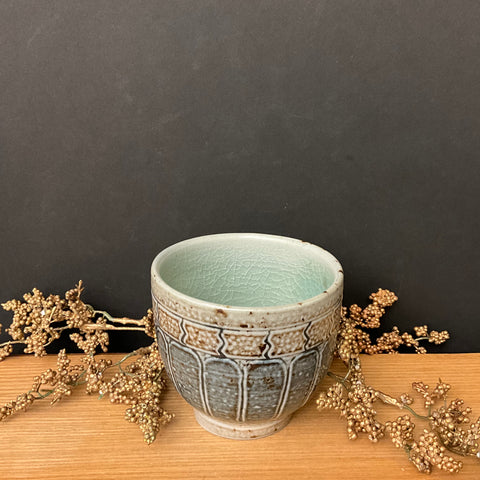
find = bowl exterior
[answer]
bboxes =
[152,289,342,425]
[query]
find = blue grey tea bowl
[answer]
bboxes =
[151,233,343,439]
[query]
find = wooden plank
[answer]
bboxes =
[1,353,479,479]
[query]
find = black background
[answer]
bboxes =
[1,1,479,353]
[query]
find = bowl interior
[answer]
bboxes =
[154,234,340,308]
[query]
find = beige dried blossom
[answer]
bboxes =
[103,344,173,444]
[412,381,435,409]
[0,281,152,360]
[70,317,110,355]
[399,393,414,406]
[0,345,172,443]
[414,325,429,337]
[369,288,398,308]
[317,289,476,475]
[408,430,463,474]
[431,399,480,457]
[429,330,450,344]
[385,415,415,448]
[142,309,155,339]
[0,283,172,443]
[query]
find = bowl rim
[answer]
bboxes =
[151,233,343,325]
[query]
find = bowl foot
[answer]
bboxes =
[193,409,292,440]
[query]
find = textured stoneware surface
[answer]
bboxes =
[151,233,343,439]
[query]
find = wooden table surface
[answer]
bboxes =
[1,353,479,479]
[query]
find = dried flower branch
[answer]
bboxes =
[1,281,478,470]
[0,282,171,443]
[0,281,155,358]
[317,288,479,474]
[102,344,173,444]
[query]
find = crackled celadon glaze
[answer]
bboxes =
[151,233,343,439]
[158,236,335,307]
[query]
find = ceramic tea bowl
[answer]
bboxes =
[151,233,343,439]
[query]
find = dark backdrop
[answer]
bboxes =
[1,1,479,353]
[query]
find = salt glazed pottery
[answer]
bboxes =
[151,233,344,440]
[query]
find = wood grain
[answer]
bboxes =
[1,354,479,479]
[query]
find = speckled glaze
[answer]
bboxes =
[151,233,343,439]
